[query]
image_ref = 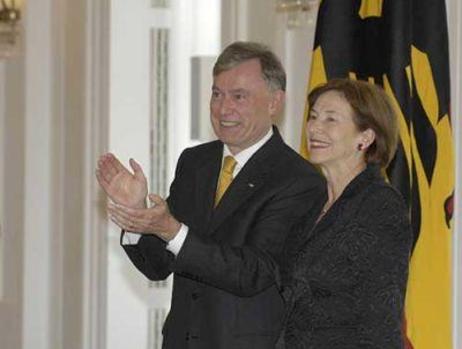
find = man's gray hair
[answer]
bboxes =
[213,41,286,92]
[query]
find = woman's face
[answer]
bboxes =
[306,90,368,169]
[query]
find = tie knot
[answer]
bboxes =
[222,155,237,175]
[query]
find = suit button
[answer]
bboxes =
[192,292,200,300]
[185,332,198,341]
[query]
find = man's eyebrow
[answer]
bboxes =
[229,88,249,94]
[211,87,249,94]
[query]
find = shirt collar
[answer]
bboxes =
[222,127,273,172]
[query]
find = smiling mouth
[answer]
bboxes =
[220,121,240,127]
[309,139,330,148]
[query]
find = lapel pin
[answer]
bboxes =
[248,183,255,188]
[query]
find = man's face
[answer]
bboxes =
[210,59,284,155]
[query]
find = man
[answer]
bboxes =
[96,41,326,349]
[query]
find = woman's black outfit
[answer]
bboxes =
[278,164,412,349]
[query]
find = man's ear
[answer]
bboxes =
[269,90,285,116]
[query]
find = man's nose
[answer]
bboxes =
[220,95,235,114]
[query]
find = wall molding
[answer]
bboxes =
[0,62,4,301]
[22,0,53,347]
[82,0,111,348]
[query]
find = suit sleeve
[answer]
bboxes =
[120,149,190,281]
[170,174,327,297]
[121,232,174,280]
[354,187,412,348]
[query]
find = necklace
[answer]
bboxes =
[321,201,333,215]
[316,204,330,223]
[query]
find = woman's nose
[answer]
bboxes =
[307,118,320,133]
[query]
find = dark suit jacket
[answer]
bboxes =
[279,164,412,349]
[122,128,326,349]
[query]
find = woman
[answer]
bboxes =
[278,79,412,349]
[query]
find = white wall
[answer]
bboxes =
[108,1,153,346]
[278,24,316,150]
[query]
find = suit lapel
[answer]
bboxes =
[195,143,222,228]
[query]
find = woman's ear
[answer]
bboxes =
[361,128,376,148]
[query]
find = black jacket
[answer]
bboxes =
[122,128,326,349]
[279,164,412,349]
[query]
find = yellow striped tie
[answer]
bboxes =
[215,155,237,206]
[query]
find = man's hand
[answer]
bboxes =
[107,194,181,241]
[96,153,148,209]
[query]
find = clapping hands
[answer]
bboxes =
[96,153,180,241]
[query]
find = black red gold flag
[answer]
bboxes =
[301,1,454,348]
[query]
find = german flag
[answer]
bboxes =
[301,1,454,348]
